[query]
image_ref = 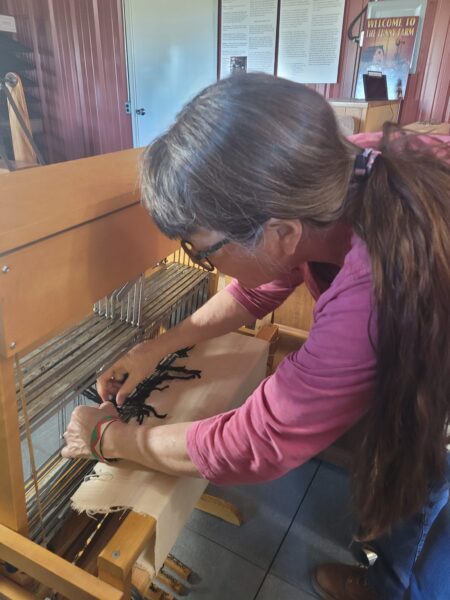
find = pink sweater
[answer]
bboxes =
[185,132,449,485]
[186,233,376,484]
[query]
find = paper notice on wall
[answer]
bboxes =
[220,0,278,78]
[277,0,345,84]
[0,14,16,33]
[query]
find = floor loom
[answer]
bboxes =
[0,150,276,599]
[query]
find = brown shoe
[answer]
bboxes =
[311,563,379,600]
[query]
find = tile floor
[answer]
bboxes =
[163,459,358,599]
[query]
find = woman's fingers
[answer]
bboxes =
[99,402,119,415]
[96,342,160,406]
[97,365,130,403]
[97,366,116,402]
[115,376,139,407]
[97,372,136,406]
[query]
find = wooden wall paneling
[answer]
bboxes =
[70,0,103,158]
[29,0,60,164]
[418,0,450,122]
[28,1,54,161]
[1,0,132,164]
[48,0,81,161]
[54,0,133,160]
[73,0,108,157]
[69,0,91,157]
[399,0,439,124]
[273,283,315,333]
[94,0,132,154]
[76,1,95,157]
[51,0,86,161]
[445,85,450,124]
[327,0,366,100]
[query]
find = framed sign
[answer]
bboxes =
[355,15,419,100]
[366,0,427,73]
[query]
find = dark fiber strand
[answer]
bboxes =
[82,347,201,424]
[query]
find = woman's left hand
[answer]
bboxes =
[61,402,119,460]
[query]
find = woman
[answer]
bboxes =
[62,74,450,599]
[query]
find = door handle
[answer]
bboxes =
[135,108,146,116]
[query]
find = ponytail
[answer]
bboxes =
[346,124,450,539]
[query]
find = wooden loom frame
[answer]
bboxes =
[0,149,179,599]
[0,150,278,599]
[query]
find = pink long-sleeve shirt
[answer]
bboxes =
[185,132,449,485]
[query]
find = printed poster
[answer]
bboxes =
[220,0,278,78]
[277,0,345,84]
[355,16,419,100]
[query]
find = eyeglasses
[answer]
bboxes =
[181,238,230,271]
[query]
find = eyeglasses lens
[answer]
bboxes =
[181,241,214,271]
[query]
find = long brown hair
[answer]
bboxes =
[141,73,450,538]
[347,125,450,538]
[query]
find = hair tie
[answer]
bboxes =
[354,148,381,180]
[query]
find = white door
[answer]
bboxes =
[124,0,218,147]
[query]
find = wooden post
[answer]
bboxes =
[0,356,28,534]
[208,270,219,297]
[255,324,279,375]
[98,512,156,595]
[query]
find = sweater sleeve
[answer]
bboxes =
[225,267,305,319]
[186,257,377,485]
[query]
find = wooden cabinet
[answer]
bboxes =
[330,99,401,133]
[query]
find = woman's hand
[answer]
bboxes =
[61,401,201,477]
[97,340,164,406]
[61,402,120,460]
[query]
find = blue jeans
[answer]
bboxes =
[367,454,450,599]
